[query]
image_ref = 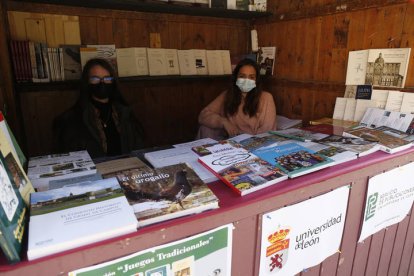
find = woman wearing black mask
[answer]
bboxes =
[53,58,144,158]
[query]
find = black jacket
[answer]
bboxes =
[53,101,144,158]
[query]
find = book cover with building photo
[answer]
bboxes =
[112,163,219,226]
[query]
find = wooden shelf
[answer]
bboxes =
[14,75,232,92]
[18,0,272,19]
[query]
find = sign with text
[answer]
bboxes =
[69,224,232,276]
[358,162,414,242]
[259,186,349,276]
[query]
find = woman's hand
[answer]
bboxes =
[223,119,239,137]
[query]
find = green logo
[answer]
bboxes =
[365,192,378,221]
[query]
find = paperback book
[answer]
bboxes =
[343,126,412,154]
[270,128,329,142]
[27,178,137,260]
[0,151,28,263]
[27,150,96,191]
[292,141,357,165]
[112,163,219,226]
[318,134,381,157]
[252,142,334,178]
[197,142,288,195]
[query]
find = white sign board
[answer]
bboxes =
[359,162,414,242]
[259,186,349,276]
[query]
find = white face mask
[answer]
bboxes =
[236,78,256,93]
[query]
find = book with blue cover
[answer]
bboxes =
[253,142,334,178]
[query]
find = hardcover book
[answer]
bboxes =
[0,152,28,263]
[198,142,287,195]
[252,143,334,178]
[112,163,219,226]
[270,128,329,142]
[257,46,276,76]
[27,178,137,260]
[343,126,412,154]
[235,133,287,151]
[116,47,149,77]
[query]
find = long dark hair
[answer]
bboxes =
[223,58,262,117]
[77,58,127,107]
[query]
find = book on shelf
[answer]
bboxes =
[0,151,28,263]
[235,0,249,10]
[254,0,267,11]
[318,134,381,157]
[164,49,181,75]
[209,0,227,8]
[192,49,208,75]
[27,150,97,192]
[360,107,414,133]
[61,45,82,80]
[257,46,276,76]
[197,142,288,195]
[384,90,404,112]
[344,85,373,100]
[252,142,334,178]
[27,178,137,261]
[177,49,198,75]
[147,48,169,76]
[81,44,117,72]
[371,89,389,109]
[144,146,218,183]
[116,47,149,77]
[345,48,411,88]
[400,92,414,114]
[0,124,34,205]
[343,126,412,154]
[218,50,232,75]
[270,128,329,142]
[111,163,219,226]
[206,50,224,75]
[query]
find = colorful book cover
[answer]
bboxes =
[27,178,137,261]
[236,133,287,151]
[253,143,334,178]
[112,163,219,226]
[0,151,27,263]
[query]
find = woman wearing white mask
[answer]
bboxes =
[197,58,276,139]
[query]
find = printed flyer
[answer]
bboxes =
[259,186,349,276]
[359,162,414,242]
[69,224,232,276]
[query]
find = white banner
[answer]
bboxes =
[69,224,232,276]
[359,162,414,242]
[259,186,349,276]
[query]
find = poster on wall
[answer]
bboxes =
[358,162,414,242]
[69,224,233,276]
[259,186,349,276]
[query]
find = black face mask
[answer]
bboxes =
[89,83,114,100]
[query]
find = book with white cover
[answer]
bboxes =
[360,107,414,132]
[345,50,369,85]
[343,98,357,122]
[116,48,149,77]
[164,49,180,75]
[27,150,96,191]
[400,92,414,114]
[385,90,404,111]
[353,99,378,122]
[371,89,389,109]
[206,50,224,75]
[192,49,208,75]
[27,178,138,260]
[85,44,117,72]
[218,50,232,74]
[177,50,197,75]
[333,97,347,120]
[147,48,168,76]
